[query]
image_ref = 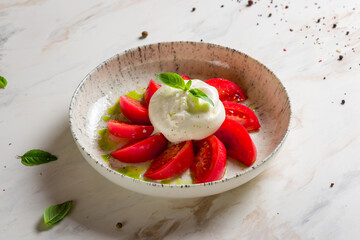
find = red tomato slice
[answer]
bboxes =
[107,120,154,140]
[110,133,168,163]
[215,118,257,166]
[181,75,191,80]
[144,79,161,107]
[191,135,226,184]
[205,78,247,102]
[144,141,194,180]
[223,101,261,132]
[119,95,151,125]
[193,139,206,154]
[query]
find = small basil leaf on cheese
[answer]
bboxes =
[189,88,214,106]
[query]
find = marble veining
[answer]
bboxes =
[1,0,360,239]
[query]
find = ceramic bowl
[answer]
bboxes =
[69,41,291,198]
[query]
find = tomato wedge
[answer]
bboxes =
[144,79,161,107]
[215,118,257,166]
[144,141,194,180]
[110,133,168,163]
[223,101,260,132]
[191,135,226,184]
[107,120,154,140]
[205,78,247,102]
[181,75,191,80]
[119,95,151,125]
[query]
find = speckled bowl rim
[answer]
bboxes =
[69,41,292,190]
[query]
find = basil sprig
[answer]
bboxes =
[43,201,73,226]
[155,73,214,106]
[19,149,58,166]
[0,75,7,88]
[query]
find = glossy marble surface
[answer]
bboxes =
[1,0,360,239]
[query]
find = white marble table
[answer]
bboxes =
[1,0,360,239]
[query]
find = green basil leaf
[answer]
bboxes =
[21,149,58,166]
[0,76,7,88]
[43,200,73,226]
[156,73,185,90]
[189,88,214,106]
[184,80,192,91]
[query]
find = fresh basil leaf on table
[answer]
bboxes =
[20,149,58,166]
[43,201,73,226]
[0,76,7,88]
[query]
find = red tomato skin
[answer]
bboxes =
[144,79,161,107]
[215,118,257,166]
[180,75,191,80]
[107,120,154,140]
[191,135,227,184]
[144,141,194,180]
[205,78,247,102]
[119,96,151,125]
[110,133,168,163]
[223,101,261,132]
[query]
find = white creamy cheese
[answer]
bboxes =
[148,79,225,143]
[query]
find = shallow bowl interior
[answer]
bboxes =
[69,41,291,198]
